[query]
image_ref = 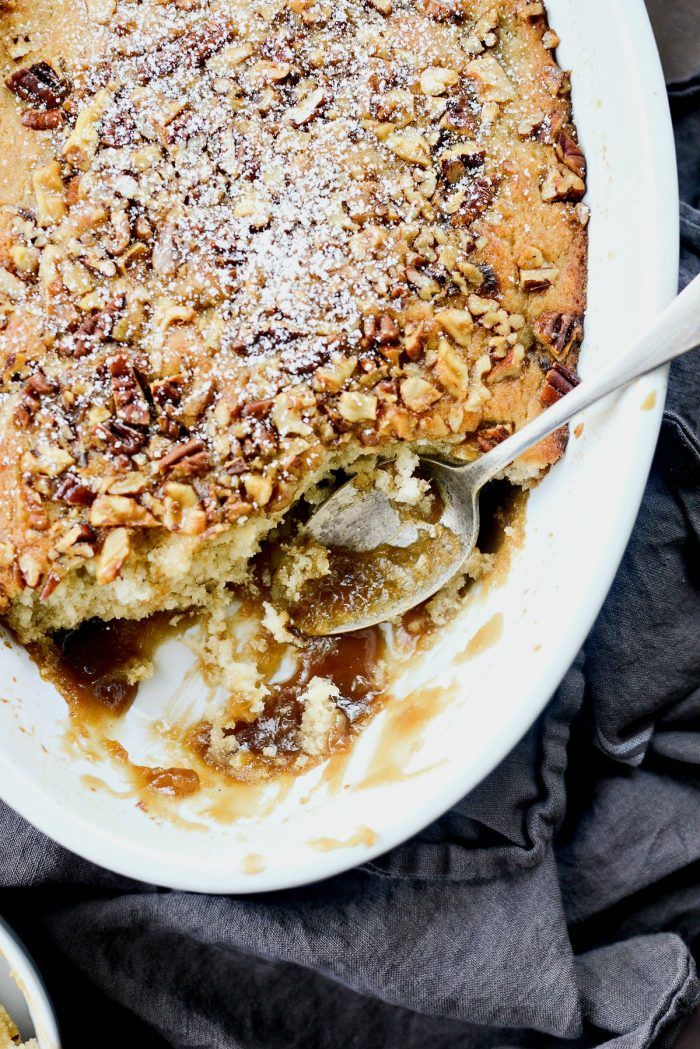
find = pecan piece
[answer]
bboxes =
[555,128,586,180]
[477,424,512,453]
[73,294,125,357]
[5,62,69,109]
[417,0,467,21]
[138,20,235,83]
[534,311,583,360]
[360,313,400,352]
[97,419,147,456]
[14,369,57,425]
[450,176,497,227]
[241,398,273,419]
[39,571,61,602]
[54,475,96,506]
[21,108,64,130]
[157,438,208,475]
[108,355,150,427]
[540,362,580,407]
[441,87,479,136]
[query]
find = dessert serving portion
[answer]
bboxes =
[0,0,586,782]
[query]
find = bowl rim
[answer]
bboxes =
[0,0,680,894]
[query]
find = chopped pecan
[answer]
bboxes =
[157,438,209,475]
[14,369,56,425]
[26,370,57,396]
[241,398,273,419]
[73,294,125,357]
[534,312,583,360]
[541,165,585,203]
[555,128,586,180]
[477,424,512,453]
[54,475,96,506]
[540,362,580,406]
[39,571,61,601]
[152,377,183,414]
[164,107,205,144]
[477,264,500,297]
[520,266,559,292]
[138,20,235,83]
[21,108,65,130]
[100,106,137,148]
[5,62,69,109]
[441,87,479,136]
[108,355,151,427]
[417,0,467,21]
[360,313,400,353]
[98,418,147,456]
[450,176,497,227]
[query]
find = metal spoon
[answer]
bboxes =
[300,274,700,634]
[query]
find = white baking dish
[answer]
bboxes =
[0,0,678,892]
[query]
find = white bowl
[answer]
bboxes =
[0,0,678,892]
[0,917,60,1048]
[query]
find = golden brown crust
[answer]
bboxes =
[0,0,587,631]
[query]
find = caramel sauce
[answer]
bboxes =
[104,740,200,798]
[308,827,377,851]
[358,686,450,790]
[456,612,504,663]
[289,527,462,636]
[241,853,266,874]
[30,612,185,724]
[190,626,386,771]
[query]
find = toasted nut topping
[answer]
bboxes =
[337,391,378,422]
[400,376,441,412]
[434,340,469,397]
[109,355,151,427]
[90,495,158,527]
[466,55,515,103]
[243,472,274,507]
[468,293,499,316]
[419,66,458,96]
[541,361,580,406]
[5,62,68,109]
[385,129,432,167]
[157,438,209,475]
[32,161,66,226]
[555,128,586,179]
[437,308,473,346]
[520,266,559,292]
[284,87,326,126]
[18,551,44,588]
[477,423,512,452]
[21,108,65,130]
[541,165,586,203]
[534,311,584,360]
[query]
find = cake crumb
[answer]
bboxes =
[299,676,342,757]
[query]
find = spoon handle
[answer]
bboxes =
[468,273,700,488]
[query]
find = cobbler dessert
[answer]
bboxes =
[0,0,586,781]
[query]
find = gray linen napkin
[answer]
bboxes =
[1,12,699,1049]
